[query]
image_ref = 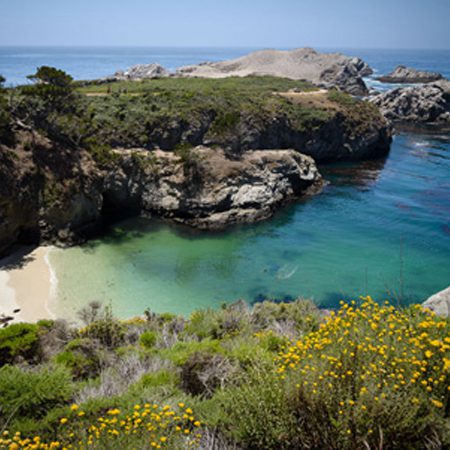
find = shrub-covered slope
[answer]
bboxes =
[0,298,448,449]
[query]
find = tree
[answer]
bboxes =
[25,66,75,113]
[0,74,14,145]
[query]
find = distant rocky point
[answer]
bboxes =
[376,65,443,84]
[108,63,169,81]
[107,48,372,95]
[176,48,372,95]
[369,79,450,125]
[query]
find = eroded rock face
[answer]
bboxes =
[0,137,323,255]
[369,80,450,125]
[106,147,323,229]
[376,65,443,84]
[176,48,372,95]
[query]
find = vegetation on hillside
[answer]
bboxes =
[0,298,448,449]
[0,68,383,162]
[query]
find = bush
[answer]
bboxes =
[139,330,157,349]
[0,323,40,365]
[181,351,236,397]
[0,365,73,423]
[223,298,450,449]
[81,305,125,349]
[55,338,103,379]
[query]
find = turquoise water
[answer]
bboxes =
[49,132,450,319]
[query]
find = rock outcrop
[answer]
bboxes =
[176,48,372,95]
[109,64,169,81]
[376,65,443,84]
[369,80,450,125]
[0,134,323,255]
[107,147,323,229]
[423,286,450,317]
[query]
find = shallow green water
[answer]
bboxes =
[49,133,450,319]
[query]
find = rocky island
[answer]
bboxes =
[107,48,372,95]
[376,65,443,84]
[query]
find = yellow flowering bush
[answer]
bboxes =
[0,403,202,449]
[275,297,450,448]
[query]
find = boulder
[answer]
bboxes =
[369,80,450,124]
[423,286,450,317]
[110,64,169,81]
[176,48,372,95]
[376,65,443,84]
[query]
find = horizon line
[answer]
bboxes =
[1,44,450,51]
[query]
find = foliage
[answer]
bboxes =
[0,323,40,365]
[0,74,14,145]
[1,299,448,449]
[0,402,202,449]
[220,297,450,449]
[139,330,157,349]
[0,365,73,423]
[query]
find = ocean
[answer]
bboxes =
[0,47,449,318]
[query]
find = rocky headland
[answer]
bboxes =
[376,65,443,84]
[0,72,391,256]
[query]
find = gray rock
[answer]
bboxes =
[105,147,324,230]
[423,286,450,317]
[377,65,443,84]
[369,81,450,124]
[111,63,169,81]
[176,48,372,95]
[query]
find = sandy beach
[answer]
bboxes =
[0,246,55,323]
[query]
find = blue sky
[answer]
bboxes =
[1,0,449,49]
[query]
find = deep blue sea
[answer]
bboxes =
[0,47,449,318]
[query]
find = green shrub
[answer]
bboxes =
[55,338,102,379]
[139,330,157,349]
[0,323,40,365]
[81,305,125,348]
[0,365,73,423]
[138,369,179,388]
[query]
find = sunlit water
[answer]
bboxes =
[48,133,450,319]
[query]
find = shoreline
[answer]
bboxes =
[0,246,56,323]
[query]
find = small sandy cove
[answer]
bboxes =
[0,246,55,323]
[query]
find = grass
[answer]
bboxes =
[77,76,318,96]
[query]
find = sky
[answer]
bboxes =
[0,0,449,49]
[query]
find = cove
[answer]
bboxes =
[48,132,450,319]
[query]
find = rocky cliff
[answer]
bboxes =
[0,131,323,255]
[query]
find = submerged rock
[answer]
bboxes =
[176,48,372,95]
[376,65,443,84]
[369,80,450,125]
[423,286,450,317]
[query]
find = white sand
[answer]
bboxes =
[0,246,55,323]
